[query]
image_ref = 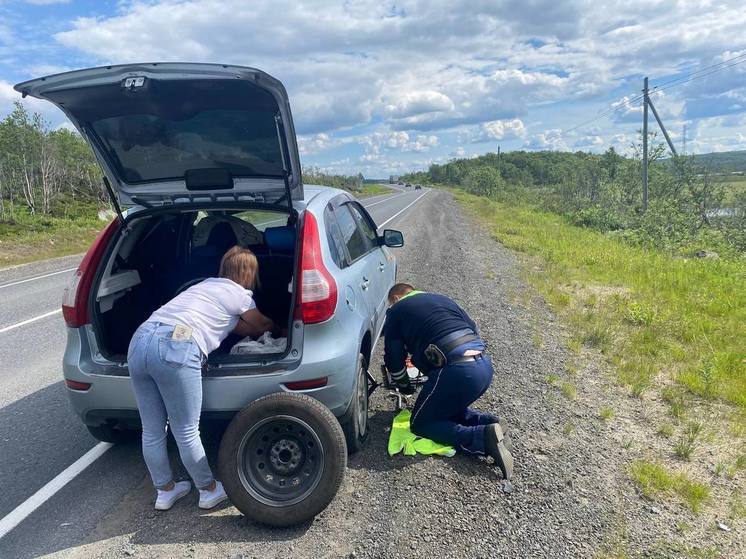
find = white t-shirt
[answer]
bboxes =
[148,277,256,355]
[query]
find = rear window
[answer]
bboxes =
[63,79,287,183]
[92,109,284,183]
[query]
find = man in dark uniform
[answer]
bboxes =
[383,283,513,479]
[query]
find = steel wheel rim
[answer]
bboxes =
[236,415,324,507]
[356,365,369,437]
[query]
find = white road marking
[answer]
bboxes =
[377,190,429,228]
[0,309,62,334]
[362,192,406,208]
[0,268,77,290]
[0,442,113,540]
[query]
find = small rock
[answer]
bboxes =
[717,522,731,532]
[650,506,661,514]
[501,480,514,493]
[123,549,135,557]
[695,250,719,259]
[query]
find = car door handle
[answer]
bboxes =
[361,276,370,290]
[378,262,385,272]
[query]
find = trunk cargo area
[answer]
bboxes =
[93,205,296,362]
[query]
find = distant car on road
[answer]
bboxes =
[16,62,406,527]
[405,183,411,187]
[415,184,422,190]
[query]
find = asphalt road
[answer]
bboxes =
[0,185,429,558]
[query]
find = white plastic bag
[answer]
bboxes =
[230,331,287,355]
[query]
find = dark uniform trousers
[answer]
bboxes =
[409,345,498,454]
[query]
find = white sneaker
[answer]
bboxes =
[198,480,228,509]
[155,480,192,510]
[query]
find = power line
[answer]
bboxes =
[560,51,746,138]
[649,51,746,92]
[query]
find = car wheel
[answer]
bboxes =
[86,423,140,444]
[218,393,347,527]
[341,353,370,454]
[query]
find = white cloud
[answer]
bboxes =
[524,129,568,151]
[475,119,527,142]
[383,90,454,119]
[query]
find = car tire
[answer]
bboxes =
[86,423,140,444]
[218,392,347,527]
[341,353,371,454]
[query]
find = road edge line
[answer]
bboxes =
[377,190,429,228]
[0,442,113,540]
[0,268,77,290]
[0,309,62,334]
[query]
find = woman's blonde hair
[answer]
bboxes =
[219,246,259,290]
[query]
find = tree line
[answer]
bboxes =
[404,140,746,255]
[0,102,104,221]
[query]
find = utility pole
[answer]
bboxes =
[642,77,649,212]
[641,76,680,212]
[682,124,686,155]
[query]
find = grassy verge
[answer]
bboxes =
[0,202,104,268]
[454,189,745,412]
[355,183,395,197]
[629,460,710,512]
[453,188,745,516]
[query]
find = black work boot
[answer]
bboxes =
[484,423,514,480]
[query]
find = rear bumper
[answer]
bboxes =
[63,320,360,426]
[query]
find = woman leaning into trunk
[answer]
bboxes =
[127,245,278,510]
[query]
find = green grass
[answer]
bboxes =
[673,422,703,461]
[560,381,577,400]
[600,406,615,421]
[0,201,104,268]
[454,190,746,417]
[657,423,675,438]
[717,174,746,205]
[629,460,710,512]
[355,183,394,198]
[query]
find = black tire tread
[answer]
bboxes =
[340,354,370,454]
[218,392,347,527]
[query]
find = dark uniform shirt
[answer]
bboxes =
[384,292,478,374]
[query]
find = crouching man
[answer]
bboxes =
[383,283,513,479]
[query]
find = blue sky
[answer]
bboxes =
[2,0,746,177]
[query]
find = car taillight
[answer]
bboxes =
[62,219,119,328]
[294,211,338,324]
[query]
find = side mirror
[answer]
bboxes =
[382,229,404,248]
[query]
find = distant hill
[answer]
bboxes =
[686,150,746,174]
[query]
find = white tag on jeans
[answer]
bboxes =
[172,324,193,341]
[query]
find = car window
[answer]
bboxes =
[323,205,347,268]
[347,203,378,249]
[335,205,369,262]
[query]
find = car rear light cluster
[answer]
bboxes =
[294,211,338,324]
[62,219,119,327]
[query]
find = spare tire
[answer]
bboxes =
[218,392,347,527]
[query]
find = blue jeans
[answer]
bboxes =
[127,321,214,490]
[410,340,498,454]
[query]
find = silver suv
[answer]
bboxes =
[15,65,404,523]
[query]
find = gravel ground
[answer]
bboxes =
[53,190,741,559]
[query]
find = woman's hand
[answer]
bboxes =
[233,308,276,339]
